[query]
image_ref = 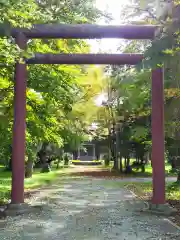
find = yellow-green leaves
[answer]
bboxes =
[140,0,148,9]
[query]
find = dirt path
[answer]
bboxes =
[0,176,179,239]
[69,166,177,182]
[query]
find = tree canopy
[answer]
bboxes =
[0,0,108,169]
[0,0,180,179]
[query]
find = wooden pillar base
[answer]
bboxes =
[2,203,42,217]
[147,203,177,216]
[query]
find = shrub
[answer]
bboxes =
[104,154,110,167]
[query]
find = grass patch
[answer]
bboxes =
[133,182,180,201]
[98,160,176,177]
[145,163,175,177]
[0,166,73,203]
[105,180,180,201]
[166,182,180,200]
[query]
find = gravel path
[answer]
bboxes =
[0,177,180,239]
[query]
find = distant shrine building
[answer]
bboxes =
[78,142,96,161]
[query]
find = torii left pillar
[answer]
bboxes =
[11,32,27,204]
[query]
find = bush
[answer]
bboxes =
[104,154,110,167]
[64,153,70,166]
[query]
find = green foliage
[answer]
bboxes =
[63,153,70,166]
[106,1,180,177]
[0,0,107,166]
[131,126,149,141]
[104,154,110,167]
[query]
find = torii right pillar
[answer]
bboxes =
[151,67,165,205]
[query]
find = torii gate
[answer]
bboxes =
[10,24,165,206]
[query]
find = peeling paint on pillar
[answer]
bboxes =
[151,67,166,204]
[11,33,27,204]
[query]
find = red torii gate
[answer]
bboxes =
[11,24,165,206]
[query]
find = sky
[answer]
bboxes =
[90,0,130,53]
[93,0,129,105]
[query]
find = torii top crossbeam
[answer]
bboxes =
[12,24,157,39]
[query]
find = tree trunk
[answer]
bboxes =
[112,144,118,170]
[73,151,78,160]
[171,157,176,171]
[119,155,123,173]
[25,159,33,178]
[124,157,127,168]
[141,164,145,173]
[124,156,132,174]
[114,125,120,171]
[113,158,118,170]
[177,170,180,182]
[126,157,130,167]
[40,154,51,173]
[112,145,118,169]
[64,156,69,166]
[6,157,12,171]
[56,159,61,169]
